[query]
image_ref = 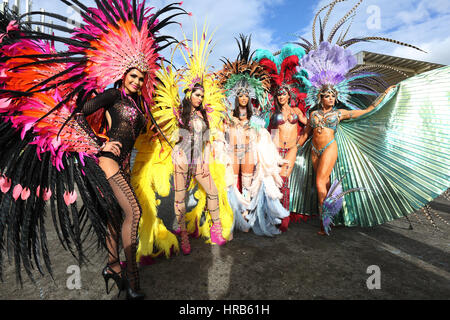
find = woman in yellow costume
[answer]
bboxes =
[132,25,234,261]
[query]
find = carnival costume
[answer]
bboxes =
[253,43,310,230]
[290,0,450,233]
[132,25,234,260]
[0,0,186,295]
[217,35,290,236]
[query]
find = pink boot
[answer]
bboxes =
[210,219,226,246]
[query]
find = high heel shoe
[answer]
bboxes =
[119,270,145,300]
[102,262,124,295]
[317,206,329,236]
[210,218,226,246]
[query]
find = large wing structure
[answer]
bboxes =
[291,67,450,227]
[0,0,186,283]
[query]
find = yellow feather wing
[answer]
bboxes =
[132,62,181,261]
[132,137,178,261]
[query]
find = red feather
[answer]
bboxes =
[280,55,300,86]
[258,55,308,112]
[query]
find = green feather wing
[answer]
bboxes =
[290,66,450,227]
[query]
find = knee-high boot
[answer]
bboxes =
[279,176,290,232]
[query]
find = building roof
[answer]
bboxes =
[355,51,446,86]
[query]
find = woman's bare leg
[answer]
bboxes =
[232,154,240,189]
[278,146,297,231]
[194,164,226,244]
[194,164,219,219]
[314,141,338,235]
[280,146,297,178]
[173,151,191,253]
[280,146,297,210]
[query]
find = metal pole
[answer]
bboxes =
[12,0,19,14]
[26,0,32,22]
[2,0,9,14]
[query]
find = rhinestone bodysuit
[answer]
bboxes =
[79,88,147,170]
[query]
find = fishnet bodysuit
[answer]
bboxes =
[79,88,147,290]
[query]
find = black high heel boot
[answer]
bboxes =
[119,269,145,300]
[102,262,124,294]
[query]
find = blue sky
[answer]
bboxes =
[7,0,450,68]
[264,0,318,44]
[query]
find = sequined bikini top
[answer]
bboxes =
[310,108,341,132]
[273,112,299,127]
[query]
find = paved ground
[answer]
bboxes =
[1,192,449,301]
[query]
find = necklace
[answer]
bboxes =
[281,104,292,115]
[239,106,247,118]
[319,107,334,116]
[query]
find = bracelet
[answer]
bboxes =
[374,92,387,107]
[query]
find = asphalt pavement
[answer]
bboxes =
[0,192,449,301]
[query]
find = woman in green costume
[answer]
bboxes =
[290,0,450,234]
[298,84,396,234]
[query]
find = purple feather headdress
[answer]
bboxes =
[293,0,424,111]
[301,41,357,87]
[299,41,374,109]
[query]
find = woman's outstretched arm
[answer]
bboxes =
[339,85,397,120]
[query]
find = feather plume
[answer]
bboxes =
[254,44,310,112]
[217,34,271,115]
[296,0,424,108]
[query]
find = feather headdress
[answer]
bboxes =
[253,44,310,113]
[217,34,271,114]
[294,0,425,110]
[176,23,226,130]
[1,0,187,107]
[0,0,188,161]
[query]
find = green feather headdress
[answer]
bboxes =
[218,34,271,115]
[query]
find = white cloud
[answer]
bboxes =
[397,1,430,25]
[21,0,450,67]
[392,36,450,65]
[149,0,284,70]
